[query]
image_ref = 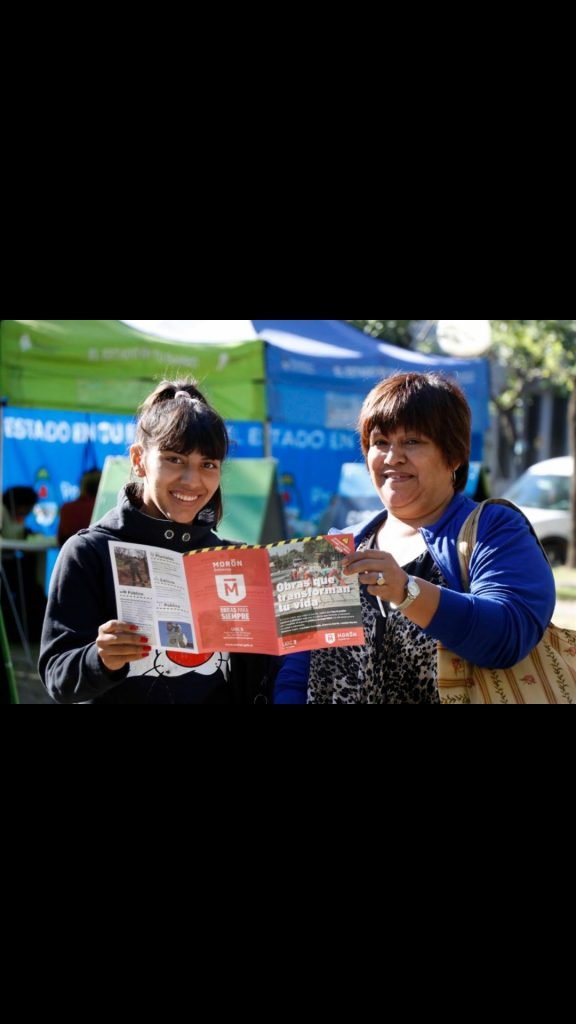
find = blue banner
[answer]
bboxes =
[2,408,264,537]
[2,405,486,544]
[269,421,362,535]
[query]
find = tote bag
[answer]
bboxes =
[438,500,576,705]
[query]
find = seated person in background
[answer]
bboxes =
[57,469,101,546]
[2,486,38,539]
[1,485,46,642]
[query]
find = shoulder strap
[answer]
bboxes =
[456,497,545,591]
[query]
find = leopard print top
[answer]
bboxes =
[307,532,446,704]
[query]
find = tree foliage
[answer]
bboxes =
[347,319,575,402]
[347,320,413,348]
[490,319,575,408]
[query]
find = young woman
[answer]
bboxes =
[39,380,273,704]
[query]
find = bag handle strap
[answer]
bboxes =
[456,497,548,591]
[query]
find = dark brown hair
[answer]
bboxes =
[130,379,229,524]
[358,372,471,492]
[3,485,38,515]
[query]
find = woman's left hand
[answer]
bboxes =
[342,551,407,605]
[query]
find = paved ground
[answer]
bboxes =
[11,643,56,704]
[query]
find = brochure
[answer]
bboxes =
[109,533,365,655]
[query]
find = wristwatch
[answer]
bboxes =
[390,575,421,612]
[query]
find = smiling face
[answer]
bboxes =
[366,428,455,522]
[129,382,230,526]
[131,444,222,523]
[359,373,472,519]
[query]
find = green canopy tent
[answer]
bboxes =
[0,320,282,550]
[0,319,265,420]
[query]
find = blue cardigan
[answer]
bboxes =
[273,493,557,704]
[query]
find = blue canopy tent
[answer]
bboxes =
[118,319,490,533]
[253,320,490,532]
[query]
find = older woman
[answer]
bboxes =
[274,371,556,704]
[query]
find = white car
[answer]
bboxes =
[501,456,573,566]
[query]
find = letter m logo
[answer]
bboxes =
[216,574,247,605]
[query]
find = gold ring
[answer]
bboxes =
[376,573,386,587]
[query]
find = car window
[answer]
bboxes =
[505,474,570,511]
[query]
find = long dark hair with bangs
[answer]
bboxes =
[129,379,230,524]
[358,371,471,493]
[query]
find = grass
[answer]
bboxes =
[553,566,576,601]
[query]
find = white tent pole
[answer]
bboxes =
[262,341,272,458]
